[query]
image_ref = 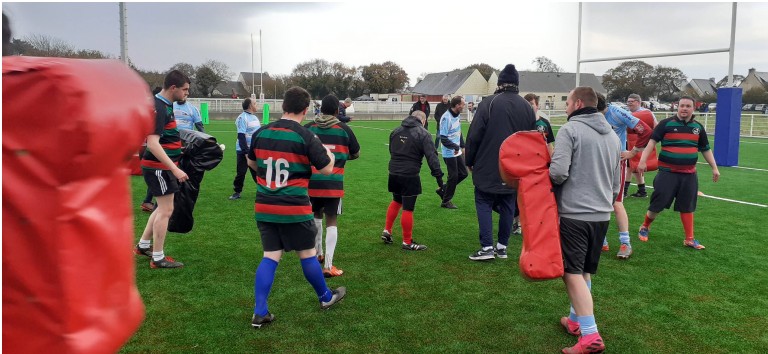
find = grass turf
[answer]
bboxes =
[124,120,768,353]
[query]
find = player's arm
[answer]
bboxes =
[622,119,652,160]
[636,138,658,173]
[549,125,574,185]
[701,150,720,182]
[193,106,205,132]
[146,134,188,182]
[344,125,361,160]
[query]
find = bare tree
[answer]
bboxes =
[532,56,564,73]
[24,34,74,57]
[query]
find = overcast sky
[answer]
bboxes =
[4,2,767,86]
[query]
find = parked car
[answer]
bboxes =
[754,104,766,113]
[610,101,628,110]
[708,103,717,112]
[656,102,671,111]
[742,104,756,111]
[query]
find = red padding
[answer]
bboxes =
[628,110,658,172]
[499,131,564,280]
[3,57,152,353]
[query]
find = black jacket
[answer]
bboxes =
[434,102,449,124]
[409,101,431,129]
[337,103,351,123]
[465,89,537,194]
[388,115,443,178]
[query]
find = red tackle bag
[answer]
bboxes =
[3,57,153,353]
[499,131,564,280]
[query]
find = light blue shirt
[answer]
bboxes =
[173,102,202,131]
[235,111,261,153]
[604,105,639,149]
[439,109,462,158]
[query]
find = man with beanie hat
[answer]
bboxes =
[305,94,360,277]
[465,64,536,261]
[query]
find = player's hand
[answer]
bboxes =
[454,149,460,155]
[620,150,634,161]
[172,167,189,183]
[637,161,647,173]
[712,168,720,182]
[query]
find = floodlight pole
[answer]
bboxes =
[119,3,128,64]
[575,2,582,87]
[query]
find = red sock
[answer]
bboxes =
[680,212,694,241]
[643,214,655,228]
[401,210,414,244]
[384,201,402,232]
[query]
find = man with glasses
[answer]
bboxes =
[626,94,658,198]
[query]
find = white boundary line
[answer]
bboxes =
[631,183,766,208]
[696,162,768,172]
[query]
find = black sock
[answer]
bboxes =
[638,184,646,193]
[624,181,630,194]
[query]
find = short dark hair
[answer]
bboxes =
[679,96,695,105]
[282,86,311,114]
[321,94,339,115]
[450,95,464,108]
[163,70,190,90]
[596,93,607,111]
[151,86,162,95]
[242,98,252,111]
[572,87,597,108]
[524,93,540,106]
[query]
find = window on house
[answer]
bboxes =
[562,96,567,101]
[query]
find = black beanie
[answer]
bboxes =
[497,64,519,86]
[321,94,339,115]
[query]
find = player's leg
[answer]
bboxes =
[494,193,516,259]
[295,221,346,309]
[469,188,495,260]
[252,222,283,328]
[311,198,325,261]
[230,153,247,200]
[323,200,343,275]
[676,173,704,249]
[441,156,459,208]
[400,195,425,250]
[383,175,403,243]
[631,171,648,197]
[639,171,674,241]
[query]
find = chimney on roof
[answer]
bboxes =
[748,68,756,75]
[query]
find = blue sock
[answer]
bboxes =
[300,256,332,302]
[254,257,279,317]
[569,280,592,321]
[619,231,630,245]
[577,315,598,335]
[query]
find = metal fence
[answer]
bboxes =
[187,98,768,138]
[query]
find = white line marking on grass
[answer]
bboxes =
[741,141,768,145]
[696,162,768,172]
[352,125,397,132]
[630,183,766,208]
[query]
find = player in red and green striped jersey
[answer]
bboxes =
[246,87,346,329]
[636,96,721,250]
[305,94,360,278]
[135,70,190,269]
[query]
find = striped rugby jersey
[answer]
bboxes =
[247,119,331,223]
[304,121,360,198]
[652,116,710,173]
[142,94,182,170]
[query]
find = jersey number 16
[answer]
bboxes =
[264,157,289,188]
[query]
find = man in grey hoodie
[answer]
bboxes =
[550,87,621,354]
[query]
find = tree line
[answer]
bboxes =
[8,34,767,103]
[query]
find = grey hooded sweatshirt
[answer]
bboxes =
[550,110,622,222]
